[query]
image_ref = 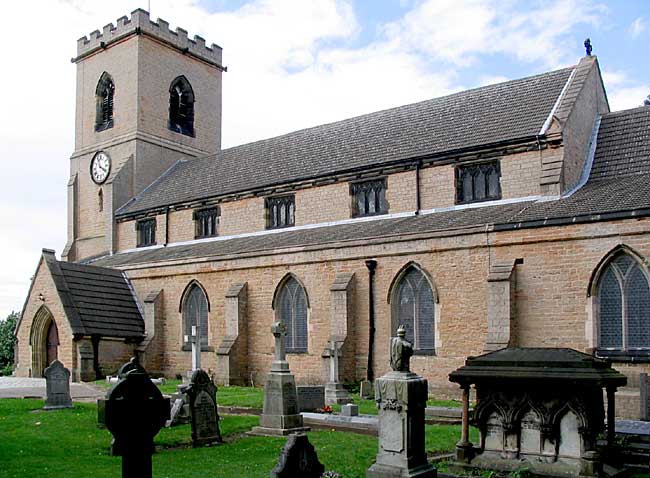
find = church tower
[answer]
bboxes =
[63,9,224,262]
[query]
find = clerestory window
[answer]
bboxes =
[266,195,295,229]
[351,179,387,217]
[168,76,195,137]
[456,161,501,204]
[136,218,156,247]
[194,207,219,239]
[95,72,115,132]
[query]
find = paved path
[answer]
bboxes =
[0,377,105,402]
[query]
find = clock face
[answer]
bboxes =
[90,151,111,185]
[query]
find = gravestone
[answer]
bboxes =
[342,403,359,417]
[324,340,352,405]
[360,380,374,399]
[271,433,324,478]
[117,356,146,378]
[165,398,185,427]
[105,365,169,478]
[297,386,325,412]
[640,373,649,421]
[250,322,309,436]
[367,326,436,478]
[43,360,73,410]
[186,369,222,446]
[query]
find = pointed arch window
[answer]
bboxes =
[95,72,114,132]
[597,253,650,356]
[392,266,436,353]
[275,276,308,353]
[169,76,195,137]
[182,284,209,349]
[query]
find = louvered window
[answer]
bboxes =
[597,253,650,353]
[277,277,308,353]
[183,284,209,348]
[168,76,195,137]
[194,207,219,238]
[95,72,114,132]
[351,179,387,217]
[136,218,156,247]
[266,195,295,229]
[394,267,436,352]
[456,161,501,204]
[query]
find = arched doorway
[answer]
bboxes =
[30,306,58,377]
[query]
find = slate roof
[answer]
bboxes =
[46,254,144,338]
[90,106,650,269]
[117,67,574,216]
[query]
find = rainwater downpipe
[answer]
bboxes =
[415,160,421,215]
[365,259,377,382]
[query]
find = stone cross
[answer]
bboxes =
[105,367,169,478]
[184,325,201,371]
[271,321,289,373]
[328,339,341,383]
[43,360,73,410]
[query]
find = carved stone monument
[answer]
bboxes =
[105,366,169,478]
[297,385,325,412]
[186,369,222,446]
[250,322,309,436]
[367,326,436,478]
[43,360,73,410]
[271,432,325,478]
[324,339,352,405]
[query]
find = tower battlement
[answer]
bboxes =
[75,9,223,67]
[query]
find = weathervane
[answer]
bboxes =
[584,38,592,56]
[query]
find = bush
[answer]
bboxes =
[0,311,19,371]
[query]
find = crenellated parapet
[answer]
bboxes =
[75,9,223,68]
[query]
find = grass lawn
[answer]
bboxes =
[0,398,475,478]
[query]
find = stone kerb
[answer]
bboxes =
[76,9,222,66]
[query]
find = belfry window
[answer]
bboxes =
[194,207,219,239]
[136,218,156,247]
[266,195,295,229]
[275,276,308,353]
[168,76,195,137]
[95,72,114,132]
[392,266,436,353]
[597,253,650,356]
[182,283,209,349]
[351,179,387,217]
[456,161,501,204]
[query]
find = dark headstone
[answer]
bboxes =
[43,360,72,410]
[297,386,325,412]
[105,365,169,478]
[186,369,222,446]
[117,356,146,379]
[641,373,649,421]
[271,433,324,478]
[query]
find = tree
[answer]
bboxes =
[0,311,19,374]
[644,95,650,106]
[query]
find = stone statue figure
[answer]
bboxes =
[584,38,592,56]
[389,325,413,372]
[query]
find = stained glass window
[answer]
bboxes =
[394,267,436,352]
[277,276,308,353]
[183,284,209,348]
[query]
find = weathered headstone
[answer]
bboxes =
[271,433,324,478]
[165,398,185,427]
[641,373,649,421]
[186,369,222,446]
[324,340,352,405]
[367,325,436,478]
[360,380,374,399]
[297,386,325,412]
[105,366,169,478]
[43,360,73,410]
[250,322,309,436]
[342,403,359,417]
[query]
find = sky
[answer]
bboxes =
[0,0,648,319]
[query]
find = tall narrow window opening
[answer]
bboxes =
[275,276,308,353]
[266,195,295,229]
[351,179,387,217]
[168,76,195,137]
[392,266,436,352]
[136,218,156,247]
[98,189,104,212]
[456,161,501,204]
[95,72,115,132]
[182,283,209,348]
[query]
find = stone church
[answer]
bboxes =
[14,10,649,418]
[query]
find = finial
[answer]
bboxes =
[584,38,592,56]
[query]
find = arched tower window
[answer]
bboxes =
[168,76,195,137]
[391,265,436,352]
[181,283,209,348]
[98,189,103,212]
[95,72,114,132]
[274,275,308,353]
[596,252,650,353]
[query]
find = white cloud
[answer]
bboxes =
[628,17,646,38]
[602,69,650,111]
